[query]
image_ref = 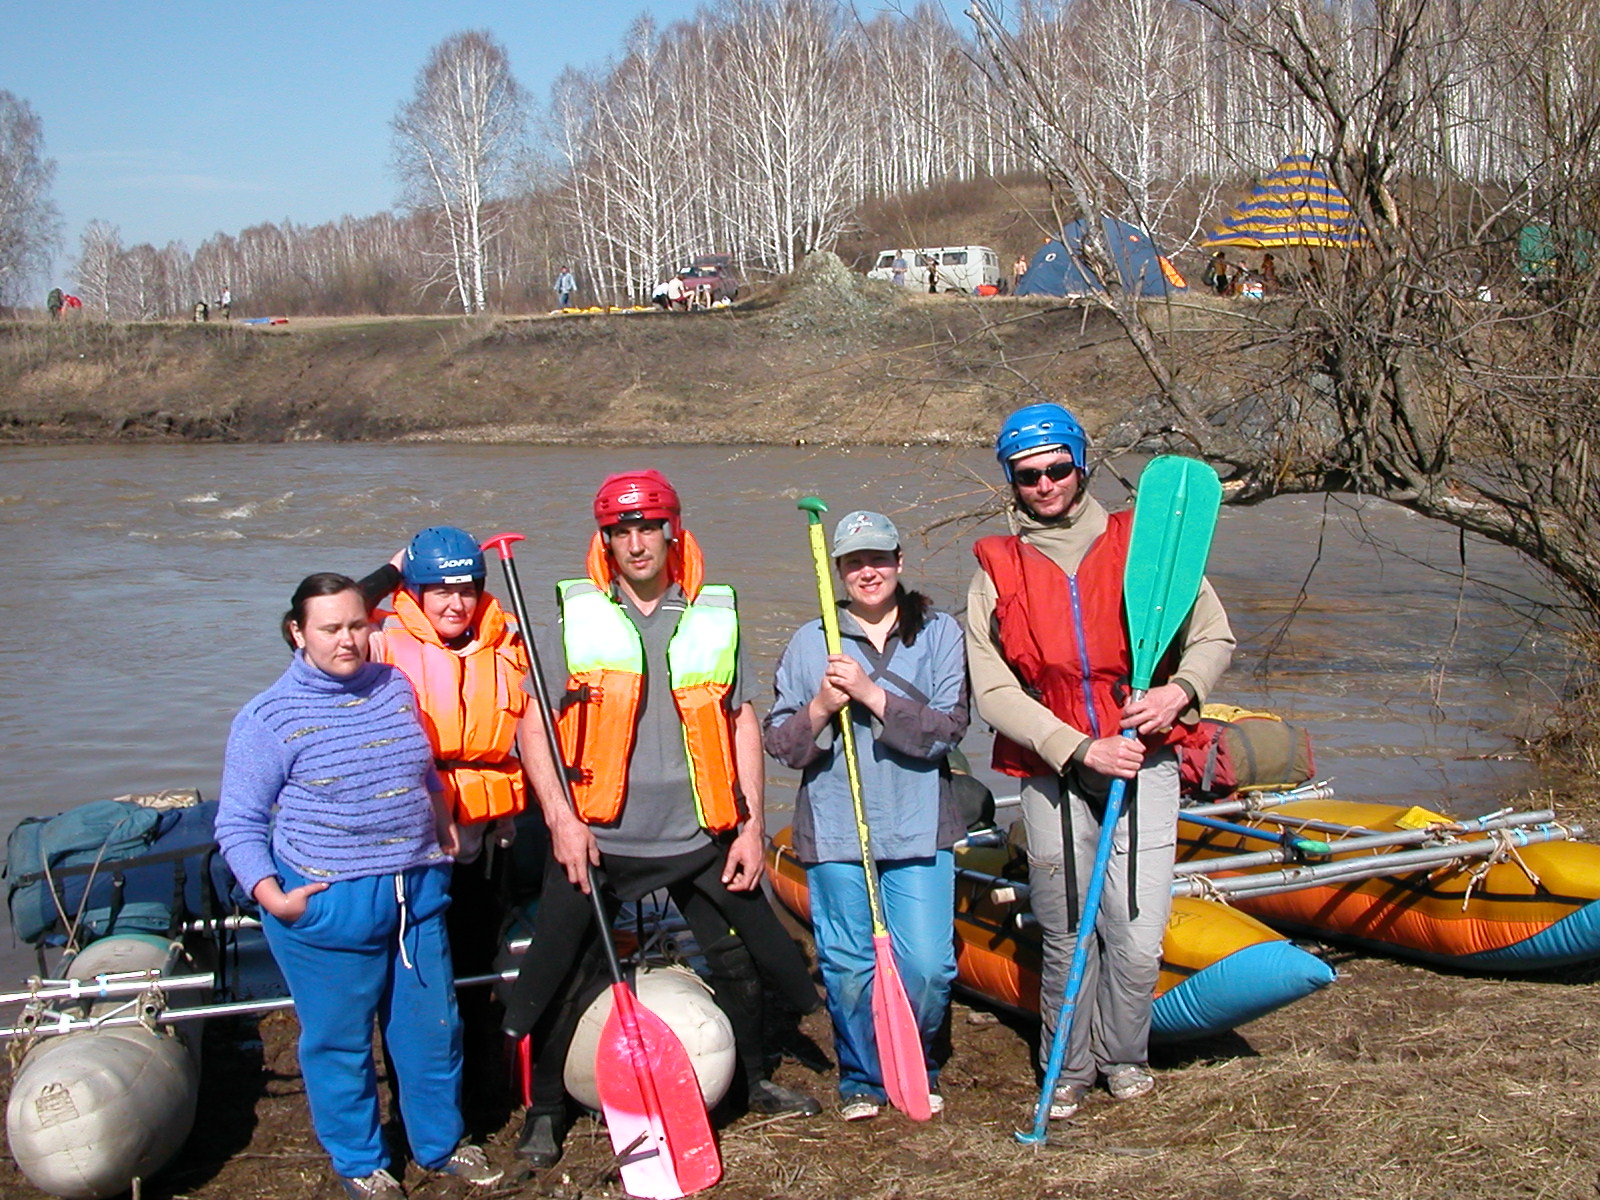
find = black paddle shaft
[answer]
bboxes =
[491,543,629,987]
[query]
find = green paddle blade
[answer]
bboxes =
[1124,456,1223,690]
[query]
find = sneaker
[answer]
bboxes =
[1105,1063,1155,1102]
[1047,1083,1089,1121]
[437,1142,503,1186]
[748,1078,823,1117]
[338,1168,405,1200]
[840,1095,880,1122]
[927,1093,945,1115]
[515,1111,565,1168]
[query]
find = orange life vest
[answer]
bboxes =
[974,510,1186,778]
[554,544,743,833]
[371,589,530,824]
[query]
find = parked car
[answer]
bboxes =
[676,254,740,302]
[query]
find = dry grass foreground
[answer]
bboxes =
[0,257,1165,447]
[3,934,1599,1200]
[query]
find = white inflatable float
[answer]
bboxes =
[6,935,202,1200]
[563,965,736,1110]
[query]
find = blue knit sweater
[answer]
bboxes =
[217,651,448,897]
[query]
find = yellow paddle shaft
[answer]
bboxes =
[804,516,891,939]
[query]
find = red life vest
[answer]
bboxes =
[974,511,1185,778]
[371,590,530,824]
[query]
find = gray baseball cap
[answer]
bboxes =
[831,510,900,557]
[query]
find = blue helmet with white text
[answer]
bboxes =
[403,526,484,591]
[995,403,1088,481]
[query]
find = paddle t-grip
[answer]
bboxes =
[479,531,526,559]
[797,496,828,524]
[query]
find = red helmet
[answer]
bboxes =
[593,470,681,530]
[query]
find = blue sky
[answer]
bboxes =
[2,2,949,273]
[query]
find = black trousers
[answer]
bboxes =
[505,842,819,1114]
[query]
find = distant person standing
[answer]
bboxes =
[554,266,577,309]
[46,288,62,321]
[1205,252,1230,297]
[1261,254,1279,293]
[926,256,939,294]
[218,286,232,319]
[892,255,909,287]
[1012,255,1029,291]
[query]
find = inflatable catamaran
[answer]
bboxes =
[5,760,1597,1198]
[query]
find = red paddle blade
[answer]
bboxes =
[595,983,722,1199]
[870,933,932,1120]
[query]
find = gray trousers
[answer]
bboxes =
[1021,748,1177,1088]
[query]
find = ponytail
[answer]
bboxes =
[895,584,932,647]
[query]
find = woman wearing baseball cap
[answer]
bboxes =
[763,511,969,1121]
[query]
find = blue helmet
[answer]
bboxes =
[995,403,1088,481]
[403,526,484,590]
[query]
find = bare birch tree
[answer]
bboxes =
[73,220,122,317]
[974,0,1600,634]
[0,90,60,306]
[393,31,529,313]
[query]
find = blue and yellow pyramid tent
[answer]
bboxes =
[1202,152,1363,249]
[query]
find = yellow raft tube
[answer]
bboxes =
[768,829,1335,1041]
[1177,798,1600,970]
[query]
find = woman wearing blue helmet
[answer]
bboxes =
[965,403,1235,1121]
[366,526,532,857]
[360,526,545,1115]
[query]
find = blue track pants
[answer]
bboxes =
[263,862,464,1178]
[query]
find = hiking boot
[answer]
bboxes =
[515,1111,566,1169]
[437,1141,502,1186]
[927,1093,945,1115]
[1105,1063,1155,1102]
[338,1168,405,1200]
[748,1078,822,1117]
[1048,1083,1089,1120]
[840,1094,880,1122]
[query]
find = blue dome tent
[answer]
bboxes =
[1016,216,1183,299]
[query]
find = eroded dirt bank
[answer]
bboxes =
[0,266,1154,448]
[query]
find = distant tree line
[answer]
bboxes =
[0,1,1584,317]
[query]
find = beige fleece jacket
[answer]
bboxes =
[965,491,1235,773]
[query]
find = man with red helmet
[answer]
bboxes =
[502,469,822,1166]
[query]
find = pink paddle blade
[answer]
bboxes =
[870,933,932,1120]
[595,983,722,1199]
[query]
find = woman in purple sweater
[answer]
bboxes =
[217,573,500,1200]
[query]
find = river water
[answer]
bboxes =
[0,443,1572,973]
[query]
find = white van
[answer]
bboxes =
[867,246,1002,293]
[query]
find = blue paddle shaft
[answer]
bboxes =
[1017,733,1134,1144]
[1017,457,1223,1144]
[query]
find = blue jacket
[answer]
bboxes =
[764,606,968,863]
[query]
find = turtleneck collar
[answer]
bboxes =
[1006,485,1095,535]
[289,648,383,693]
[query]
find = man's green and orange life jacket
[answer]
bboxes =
[555,578,743,833]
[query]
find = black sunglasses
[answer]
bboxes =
[1012,461,1076,488]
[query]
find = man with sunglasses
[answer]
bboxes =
[965,402,1234,1122]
